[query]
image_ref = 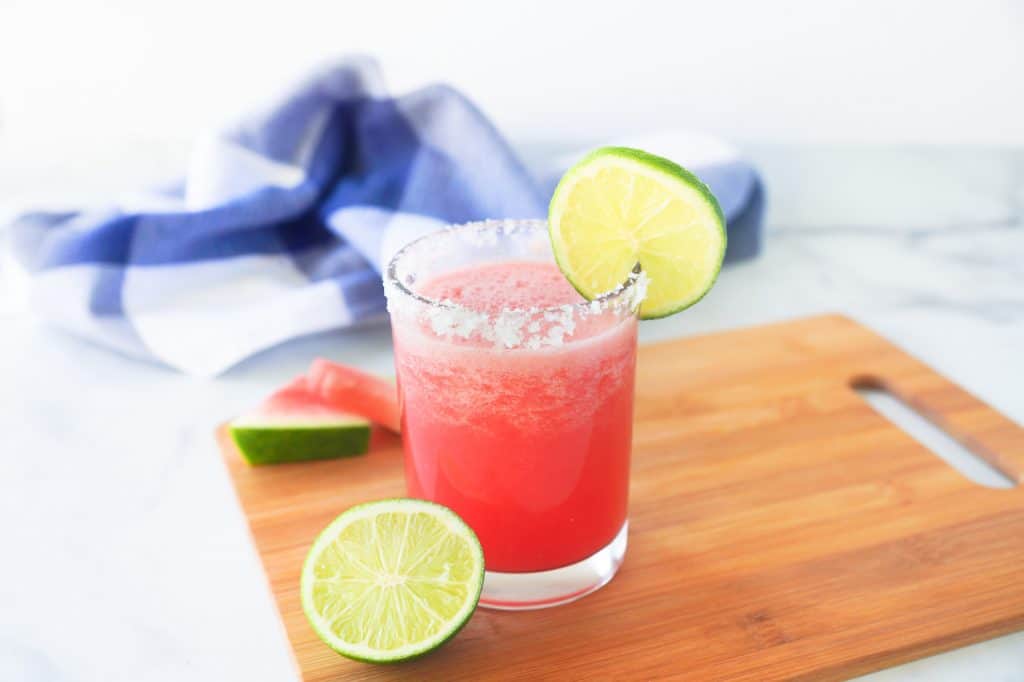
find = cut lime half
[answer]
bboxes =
[300,498,485,663]
[549,146,727,319]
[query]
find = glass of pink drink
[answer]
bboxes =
[384,220,643,609]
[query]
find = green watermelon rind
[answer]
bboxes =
[229,420,371,466]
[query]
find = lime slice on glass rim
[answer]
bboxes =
[549,146,727,319]
[301,498,485,663]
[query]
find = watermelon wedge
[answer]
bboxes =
[230,377,371,466]
[307,358,402,434]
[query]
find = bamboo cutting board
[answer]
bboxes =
[219,315,1024,681]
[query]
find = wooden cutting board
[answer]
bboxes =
[218,315,1024,681]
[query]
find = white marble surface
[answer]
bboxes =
[1,146,1022,680]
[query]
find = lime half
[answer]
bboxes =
[300,498,484,663]
[549,146,727,319]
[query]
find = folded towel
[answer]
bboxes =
[9,57,764,376]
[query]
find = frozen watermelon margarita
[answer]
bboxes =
[384,220,644,609]
[384,148,727,610]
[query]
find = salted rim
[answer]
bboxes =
[384,219,646,317]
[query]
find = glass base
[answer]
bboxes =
[479,521,628,611]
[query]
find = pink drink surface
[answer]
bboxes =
[393,261,637,572]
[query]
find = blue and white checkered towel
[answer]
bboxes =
[9,57,764,376]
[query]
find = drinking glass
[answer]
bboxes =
[384,219,641,609]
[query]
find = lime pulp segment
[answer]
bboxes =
[301,498,485,663]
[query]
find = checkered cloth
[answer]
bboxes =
[9,57,764,376]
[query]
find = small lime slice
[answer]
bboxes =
[549,146,727,319]
[301,498,485,663]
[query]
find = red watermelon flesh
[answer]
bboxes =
[242,376,348,423]
[307,358,401,434]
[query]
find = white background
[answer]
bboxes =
[2,3,1024,681]
[1,0,1023,203]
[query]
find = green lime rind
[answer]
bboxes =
[549,146,727,320]
[300,498,485,664]
[229,421,371,466]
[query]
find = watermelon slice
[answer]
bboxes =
[230,377,371,466]
[307,358,402,434]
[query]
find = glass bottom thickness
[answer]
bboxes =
[478,521,628,611]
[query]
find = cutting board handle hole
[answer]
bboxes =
[851,378,1015,490]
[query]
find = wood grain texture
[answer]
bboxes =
[219,315,1024,681]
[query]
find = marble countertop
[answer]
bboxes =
[1,145,1022,681]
